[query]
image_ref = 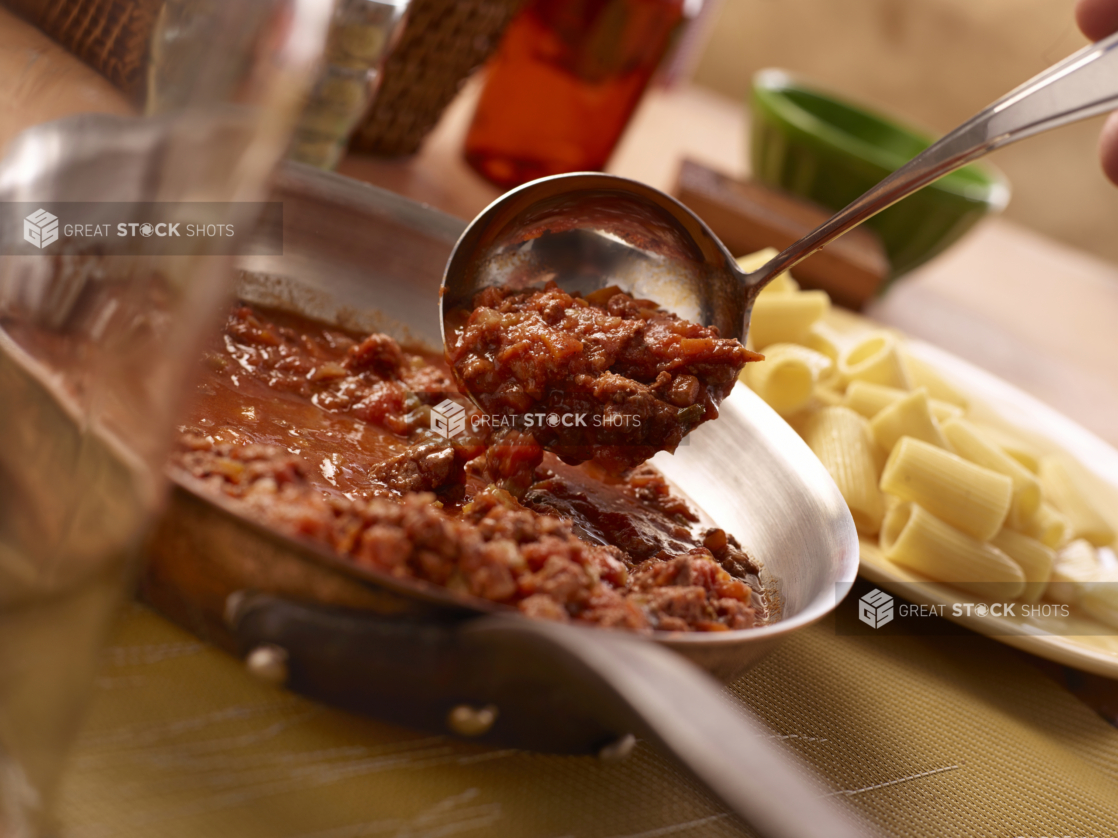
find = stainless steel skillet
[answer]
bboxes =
[141,162,866,838]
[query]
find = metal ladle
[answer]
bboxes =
[442,29,1118,351]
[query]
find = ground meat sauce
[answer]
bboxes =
[173,303,770,632]
[445,283,762,473]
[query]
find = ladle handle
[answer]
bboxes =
[751,29,1118,287]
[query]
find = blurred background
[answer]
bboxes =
[695,0,1118,266]
[1,0,1113,265]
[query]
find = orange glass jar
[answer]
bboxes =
[464,0,685,188]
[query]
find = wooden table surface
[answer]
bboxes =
[338,76,1118,452]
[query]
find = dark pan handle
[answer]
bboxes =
[227,591,621,754]
[229,594,876,838]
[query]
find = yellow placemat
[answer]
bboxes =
[59,605,1118,838]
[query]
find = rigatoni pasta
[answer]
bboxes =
[970,422,1043,474]
[733,247,1118,623]
[942,418,1042,527]
[801,407,885,535]
[869,389,951,452]
[931,401,965,423]
[989,528,1055,603]
[743,343,834,416]
[1045,539,1100,604]
[804,321,846,361]
[844,380,903,418]
[749,291,830,350]
[880,437,1012,541]
[844,381,961,423]
[760,273,801,296]
[881,502,1025,600]
[1079,573,1118,630]
[898,348,968,408]
[838,331,912,390]
[814,385,846,407]
[1038,455,1116,547]
[1018,501,1070,549]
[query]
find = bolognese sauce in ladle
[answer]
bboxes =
[444,282,759,481]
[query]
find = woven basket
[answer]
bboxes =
[348,0,524,157]
[3,0,162,102]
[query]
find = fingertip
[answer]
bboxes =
[1076,0,1118,41]
[1100,111,1118,187]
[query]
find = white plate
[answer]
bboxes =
[847,326,1118,677]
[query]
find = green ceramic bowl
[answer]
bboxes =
[749,69,1010,281]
